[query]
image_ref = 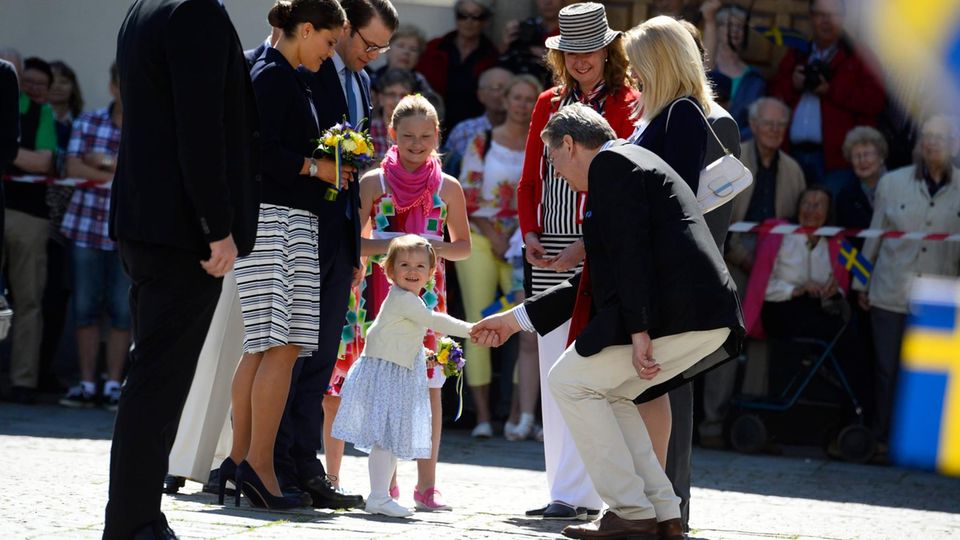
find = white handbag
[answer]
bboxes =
[665,98,753,214]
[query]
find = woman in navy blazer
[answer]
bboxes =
[225,0,347,511]
[626,16,715,194]
[623,15,719,531]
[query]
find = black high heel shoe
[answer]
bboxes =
[216,457,238,505]
[234,460,303,509]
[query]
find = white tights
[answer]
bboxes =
[368,446,398,501]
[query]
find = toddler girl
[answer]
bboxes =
[331,234,473,517]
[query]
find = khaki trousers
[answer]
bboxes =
[3,210,49,388]
[548,328,730,521]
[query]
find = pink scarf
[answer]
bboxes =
[380,145,442,233]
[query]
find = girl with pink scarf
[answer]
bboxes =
[322,95,471,511]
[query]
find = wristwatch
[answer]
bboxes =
[308,157,318,177]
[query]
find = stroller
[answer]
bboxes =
[727,300,876,462]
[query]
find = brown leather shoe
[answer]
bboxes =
[561,511,658,539]
[657,518,685,539]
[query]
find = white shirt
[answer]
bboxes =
[332,51,363,126]
[765,235,834,302]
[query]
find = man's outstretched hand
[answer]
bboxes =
[470,310,522,347]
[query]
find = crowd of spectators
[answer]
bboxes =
[2,0,960,466]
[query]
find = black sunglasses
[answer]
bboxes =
[456,11,490,22]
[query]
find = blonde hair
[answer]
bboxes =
[382,234,437,282]
[545,35,631,102]
[390,94,440,130]
[624,16,714,120]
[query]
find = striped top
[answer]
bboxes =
[540,90,605,236]
[529,90,609,294]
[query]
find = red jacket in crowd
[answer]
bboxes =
[769,41,886,172]
[517,84,641,237]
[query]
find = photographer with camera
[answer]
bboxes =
[770,0,885,194]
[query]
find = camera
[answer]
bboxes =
[802,60,831,92]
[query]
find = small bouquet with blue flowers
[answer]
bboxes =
[315,117,375,201]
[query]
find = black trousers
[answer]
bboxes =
[665,382,694,530]
[274,219,354,486]
[103,240,221,539]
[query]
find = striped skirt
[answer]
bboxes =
[235,204,320,357]
[529,233,582,295]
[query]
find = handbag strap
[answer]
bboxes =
[664,97,731,157]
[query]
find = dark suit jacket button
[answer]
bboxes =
[254,174,262,182]
[252,130,261,139]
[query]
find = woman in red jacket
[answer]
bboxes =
[515,2,641,521]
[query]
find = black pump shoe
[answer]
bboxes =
[216,457,238,505]
[234,461,305,510]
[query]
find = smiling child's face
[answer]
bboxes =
[390,247,432,293]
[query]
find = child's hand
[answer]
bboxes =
[426,358,438,369]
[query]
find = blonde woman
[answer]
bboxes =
[625,15,720,533]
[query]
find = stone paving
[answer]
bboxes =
[1,402,959,539]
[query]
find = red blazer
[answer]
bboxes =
[517,85,640,237]
[769,41,885,172]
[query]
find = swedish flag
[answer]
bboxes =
[891,278,960,476]
[481,291,520,318]
[838,239,873,286]
[752,25,810,52]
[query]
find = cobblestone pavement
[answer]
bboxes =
[2,402,959,539]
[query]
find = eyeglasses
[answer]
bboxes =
[356,28,390,55]
[479,84,505,93]
[850,150,878,162]
[922,133,956,145]
[456,11,490,22]
[546,145,560,166]
[756,119,788,130]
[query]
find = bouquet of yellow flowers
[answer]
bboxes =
[314,118,376,201]
[425,337,467,420]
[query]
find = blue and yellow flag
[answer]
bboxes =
[861,1,960,118]
[838,239,873,286]
[890,277,960,476]
[481,291,520,318]
[751,25,810,52]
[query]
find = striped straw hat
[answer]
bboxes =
[545,2,620,53]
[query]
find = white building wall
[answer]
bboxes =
[0,0,532,111]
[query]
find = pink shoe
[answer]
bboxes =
[389,485,400,500]
[414,487,452,511]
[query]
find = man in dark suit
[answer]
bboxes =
[0,57,19,243]
[243,27,281,70]
[272,0,398,510]
[107,1,259,537]
[472,104,743,539]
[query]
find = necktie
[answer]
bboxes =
[343,69,357,126]
[341,69,356,220]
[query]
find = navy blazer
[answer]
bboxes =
[112,0,260,256]
[250,47,331,217]
[524,141,745,402]
[303,59,373,267]
[244,41,268,70]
